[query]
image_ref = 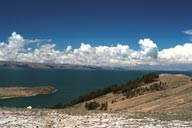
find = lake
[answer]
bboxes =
[0,67,191,108]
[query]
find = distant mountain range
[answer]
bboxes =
[0,61,191,71]
[0,61,103,70]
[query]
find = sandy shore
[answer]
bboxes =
[0,108,192,128]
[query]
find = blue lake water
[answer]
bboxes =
[0,67,192,108]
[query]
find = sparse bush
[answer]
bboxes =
[125,82,168,99]
[85,101,100,110]
[51,103,66,109]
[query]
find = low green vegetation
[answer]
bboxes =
[84,101,108,110]
[125,82,167,98]
[51,73,161,109]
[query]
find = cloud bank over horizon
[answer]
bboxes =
[0,32,191,69]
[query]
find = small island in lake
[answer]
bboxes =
[0,86,56,99]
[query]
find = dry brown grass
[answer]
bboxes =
[75,74,192,113]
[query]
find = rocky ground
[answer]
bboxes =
[0,108,192,128]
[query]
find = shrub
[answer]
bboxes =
[51,103,66,109]
[85,101,100,110]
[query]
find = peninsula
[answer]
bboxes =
[0,86,56,99]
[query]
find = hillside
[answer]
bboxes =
[73,74,192,113]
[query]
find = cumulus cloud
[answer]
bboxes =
[65,45,72,53]
[158,43,192,64]
[0,32,25,61]
[138,39,158,59]
[0,32,192,68]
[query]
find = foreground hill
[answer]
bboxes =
[72,74,192,113]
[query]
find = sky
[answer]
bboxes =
[0,0,192,69]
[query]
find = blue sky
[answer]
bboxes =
[0,0,192,69]
[0,0,192,49]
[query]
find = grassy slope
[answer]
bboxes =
[74,74,192,113]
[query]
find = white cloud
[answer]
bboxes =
[183,30,192,35]
[25,39,52,44]
[65,45,72,53]
[138,39,158,59]
[0,32,192,69]
[183,30,192,41]
[0,32,25,61]
[158,43,192,64]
